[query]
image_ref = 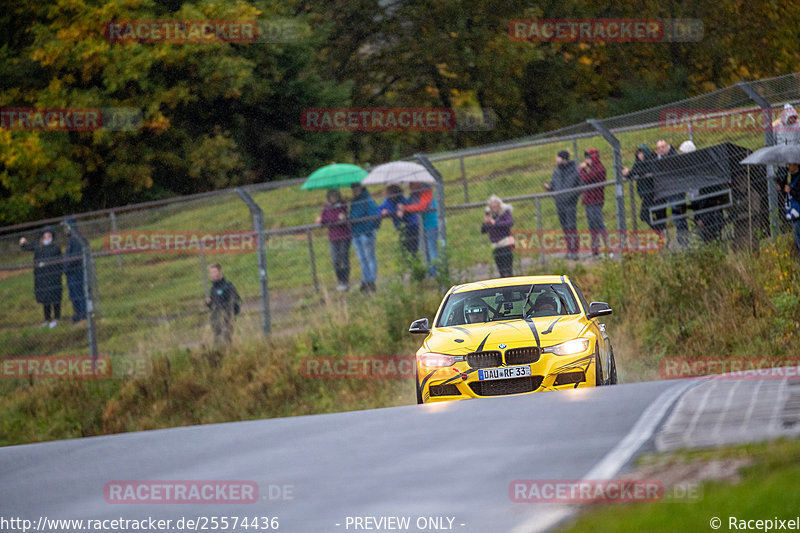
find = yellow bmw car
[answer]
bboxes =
[409,275,617,404]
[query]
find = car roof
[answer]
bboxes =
[450,275,570,294]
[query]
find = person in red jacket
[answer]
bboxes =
[579,149,610,257]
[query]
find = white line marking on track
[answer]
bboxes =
[511,379,698,533]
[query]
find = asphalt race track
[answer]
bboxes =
[1,376,796,533]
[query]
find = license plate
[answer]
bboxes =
[478,365,532,381]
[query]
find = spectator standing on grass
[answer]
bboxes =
[544,150,581,260]
[623,144,662,235]
[778,162,800,257]
[774,105,800,231]
[349,182,381,293]
[481,195,514,277]
[315,189,351,292]
[379,184,419,257]
[61,216,87,322]
[399,182,438,277]
[19,226,63,328]
[205,263,241,347]
[579,149,610,257]
[655,139,689,247]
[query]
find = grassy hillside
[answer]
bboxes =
[2,228,800,446]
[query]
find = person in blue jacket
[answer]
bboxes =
[61,216,87,322]
[349,182,381,292]
[379,184,419,257]
[400,182,438,276]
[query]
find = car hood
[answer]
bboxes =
[423,316,590,354]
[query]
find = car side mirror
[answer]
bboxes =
[409,318,430,335]
[587,301,612,319]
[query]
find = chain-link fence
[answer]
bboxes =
[3,73,800,366]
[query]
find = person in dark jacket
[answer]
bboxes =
[623,144,664,234]
[349,183,381,292]
[61,216,87,322]
[19,226,63,327]
[481,195,514,277]
[315,189,351,291]
[655,139,689,246]
[205,263,241,347]
[779,163,800,257]
[544,150,581,259]
[380,184,419,257]
[579,149,610,257]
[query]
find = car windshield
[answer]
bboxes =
[437,283,580,327]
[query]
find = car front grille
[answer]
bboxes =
[468,375,544,396]
[505,347,540,365]
[429,384,461,396]
[466,351,502,369]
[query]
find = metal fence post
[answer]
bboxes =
[414,153,448,278]
[74,232,98,363]
[306,228,319,293]
[535,197,545,266]
[737,81,779,239]
[628,178,639,249]
[234,188,270,335]
[460,156,470,203]
[588,119,627,248]
[109,211,122,270]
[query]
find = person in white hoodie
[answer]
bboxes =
[776,103,800,146]
[774,104,800,227]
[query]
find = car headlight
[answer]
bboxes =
[544,338,591,356]
[418,353,457,368]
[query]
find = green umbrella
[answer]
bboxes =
[300,163,367,190]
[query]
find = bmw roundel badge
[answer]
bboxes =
[499,343,507,349]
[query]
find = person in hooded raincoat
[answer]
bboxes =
[19,226,63,327]
[774,104,800,230]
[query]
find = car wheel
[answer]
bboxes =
[415,369,424,404]
[595,346,604,387]
[607,346,618,385]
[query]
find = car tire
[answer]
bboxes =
[607,346,618,385]
[595,345,604,387]
[415,369,424,404]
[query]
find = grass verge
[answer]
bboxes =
[559,438,800,533]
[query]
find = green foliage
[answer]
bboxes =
[5,0,800,222]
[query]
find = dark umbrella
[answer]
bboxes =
[739,144,800,165]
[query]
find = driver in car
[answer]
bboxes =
[532,293,558,315]
[464,298,489,324]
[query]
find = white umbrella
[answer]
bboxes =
[362,161,437,186]
[739,144,800,165]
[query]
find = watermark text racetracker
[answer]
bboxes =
[1,355,151,379]
[661,357,800,380]
[509,18,703,42]
[301,356,415,379]
[510,479,702,503]
[301,107,496,132]
[1,107,142,131]
[104,19,308,44]
[514,229,664,254]
[660,107,800,133]
[104,231,257,255]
